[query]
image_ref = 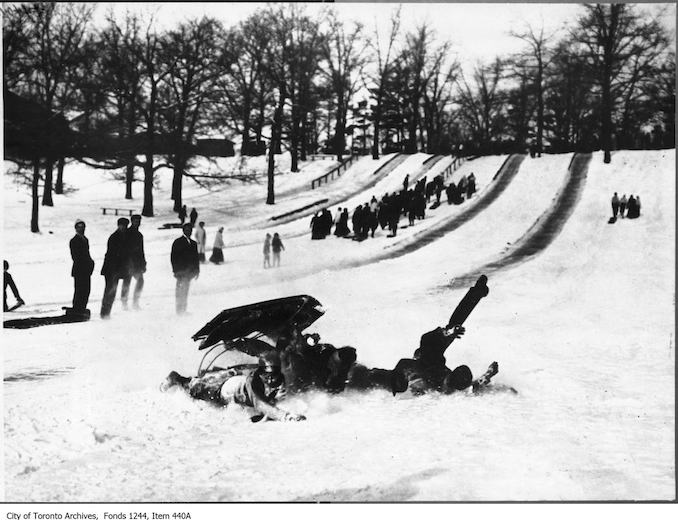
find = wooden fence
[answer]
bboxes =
[311,155,358,189]
[440,155,465,180]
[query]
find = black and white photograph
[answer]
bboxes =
[2,0,676,508]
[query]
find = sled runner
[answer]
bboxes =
[4,307,90,329]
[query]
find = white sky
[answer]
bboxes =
[92,2,674,68]
[90,1,676,87]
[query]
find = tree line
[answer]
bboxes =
[3,2,674,232]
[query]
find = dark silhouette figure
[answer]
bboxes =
[4,260,24,311]
[171,223,200,315]
[121,214,146,310]
[189,207,198,226]
[619,194,628,218]
[100,217,129,319]
[271,233,285,267]
[69,219,95,313]
[178,205,187,225]
[611,192,620,218]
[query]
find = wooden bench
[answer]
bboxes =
[101,207,135,216]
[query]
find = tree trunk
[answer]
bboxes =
[267,91,285,205]
[142,159,154,217]
[536,59,544,157]
[300,115,308,161]
[55,156,65,194]
[31,159,41,233]
[172,156,186,212]
[372,98,381,159]
[125,159,134,199]
[290,111,300,172]
[42,158,54,206]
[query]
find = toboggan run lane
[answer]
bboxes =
[443,153,592,290]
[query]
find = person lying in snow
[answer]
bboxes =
[161,351,306,422]
[347,324,498,396]
[277,326,357,394]
[393,324,498,395]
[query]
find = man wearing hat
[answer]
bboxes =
[100,217,130,319]
[121,214,146,310]
[69,219,95,313]
[161,351,306,422]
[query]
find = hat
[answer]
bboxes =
[446,365,473,391]
[131,214,141,222]
[259,351,281,372]
[74,219,85,226]
[117,217,130,226]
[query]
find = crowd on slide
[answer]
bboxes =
[309,172,477,240]
[161,310,499,422]
[610,192,641,220]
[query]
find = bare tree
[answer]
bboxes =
[320,10,367,161]
[364,6,401,159]
[161,16,224,212]
[574,3,670,163]
[455,58,506,154]
[511,22,552,157]
[10,2,94,206]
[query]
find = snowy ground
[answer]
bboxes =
[2,149,675,502]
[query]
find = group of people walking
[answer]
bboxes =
[309,171,477,241]
[611,192,642,220]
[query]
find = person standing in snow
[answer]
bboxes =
[611,192,620,218]
[467,173,476,198]
[271,233,285,267]
[171,223,200,315]
[195,221,207,262]
[178,205,187,225]
[100,217,129,319]
[209,227,225,264]
[4,260,24,311]
[120,214,146,310]
[263,233,272,268]
[619,194,628,218]
[69,219,95,313]
[189,207,198,226]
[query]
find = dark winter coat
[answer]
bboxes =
[271,235,284,253]
[171,235,200,278]
[70,234,94,278]
[101,230,128,278]
[125,229,146,275]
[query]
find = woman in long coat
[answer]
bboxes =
[209,227,225,264]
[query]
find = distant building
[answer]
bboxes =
[195,138,235,157]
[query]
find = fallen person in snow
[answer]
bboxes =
[392,324,499,395]
[277,327,357,394]
[160,351,306,422]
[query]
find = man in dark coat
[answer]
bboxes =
[121,214,146,310]
[69,219,95,313]
[189,207,198,226]
[171,223,200,315]
[100,217,129,319]
[394,324,498,395]
[178,204,187,225]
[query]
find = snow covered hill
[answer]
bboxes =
[2,149,675,501]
